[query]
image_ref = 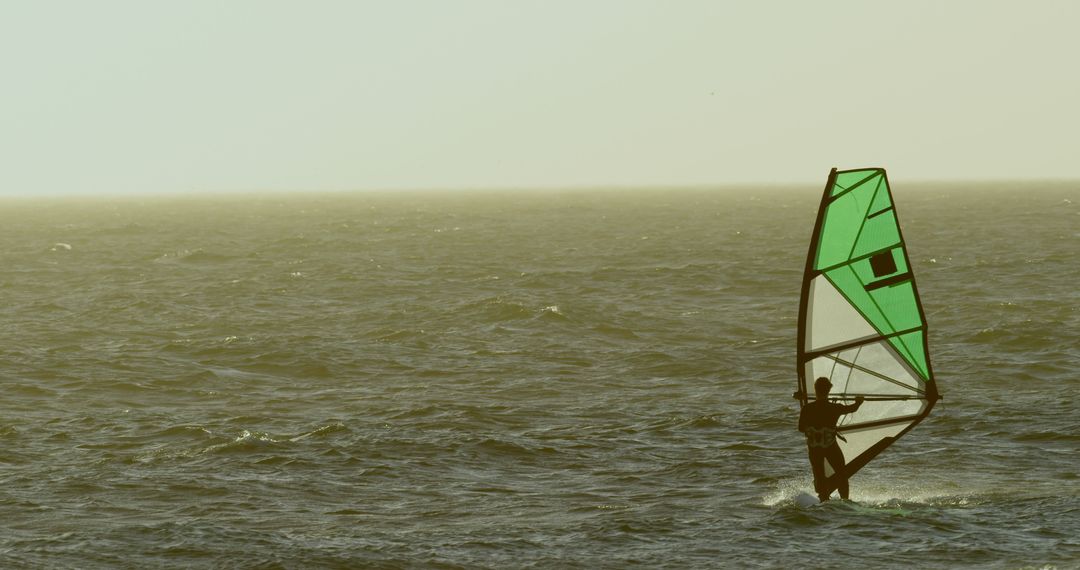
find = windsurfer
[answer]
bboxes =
[798,377,864,501]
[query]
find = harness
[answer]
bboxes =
[805,427,847,449]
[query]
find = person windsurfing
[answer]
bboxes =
[798,377,864,501]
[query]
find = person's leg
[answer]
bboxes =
[824,445,849,500]
[808,447,828,501]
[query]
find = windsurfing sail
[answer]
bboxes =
[796,167,939,494]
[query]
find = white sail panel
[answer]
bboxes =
[806,275,878,352]
[837,398,926,430]
[822,422,911,478]
[804,342,923,397]
[831,341,925,395]
[834,422,911,475]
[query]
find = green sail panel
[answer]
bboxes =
[893,330,929,380]
[796,167,939,497]
[832,170,879,197]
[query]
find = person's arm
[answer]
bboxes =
[798,406,808,432]
[841,396,865,414]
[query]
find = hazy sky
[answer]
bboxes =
[2,1,1077,195]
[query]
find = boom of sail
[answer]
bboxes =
[796,167,939,494]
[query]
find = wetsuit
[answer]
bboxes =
[798,399,861,501]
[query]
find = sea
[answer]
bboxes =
[0,183,1075,569]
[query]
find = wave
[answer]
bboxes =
[763,475,992,508]
[95,223,147,236]
[591,323,640,339]
[446,297,580,326]
[153,248,237,265]
[468,437,559,460]
[368,328,429,345]
[122,422,350,465]
[456,297,533,322]
[536,305,567,320]
[1011,429,1080,442]
[7,384,58,398]
[237,361,335,379]
[203,430,284,454]
[287,423,349,442]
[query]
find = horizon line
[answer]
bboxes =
[0,176,1075,199]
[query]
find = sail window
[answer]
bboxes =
[869,251,897,277]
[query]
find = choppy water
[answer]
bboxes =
[0,184,1076,569]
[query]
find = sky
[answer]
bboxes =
[1,0,1078,195]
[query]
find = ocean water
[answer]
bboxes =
[0,184,1076,569]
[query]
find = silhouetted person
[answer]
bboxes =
[798,377,864,501]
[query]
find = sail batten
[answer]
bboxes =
[803,324,925,359]
[819,355,926,394]
[836,414,929,432]
[797,167,939,496]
